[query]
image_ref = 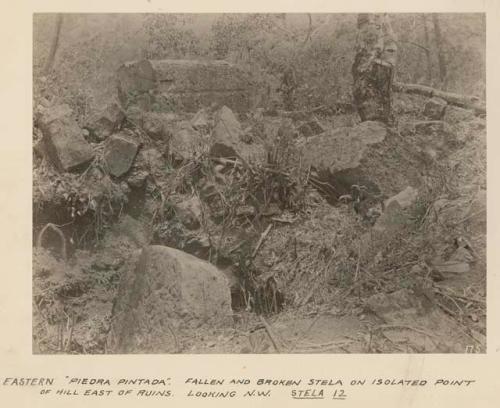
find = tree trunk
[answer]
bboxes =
[352,14,398,124]
[432,14,447,87]
[421,14,432,84]
[44,14,64,75]
[392,82,485,115]
[303,13,313,45]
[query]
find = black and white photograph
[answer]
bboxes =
[32,13,486,354]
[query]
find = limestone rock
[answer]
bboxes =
[109,245,232,353]
[104,133,139,177]
[40,105,94,172]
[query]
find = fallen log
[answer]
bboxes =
[393,82,485,115]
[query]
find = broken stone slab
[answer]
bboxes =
[210,105,266,164]
[86,102,124,141]
[109,245,232,353]
[39,104,95,172]
[117,59,253,112]
[302,121,387,175]
[302,121,421,202]
[423,97,447,120]
[104,133,139,177]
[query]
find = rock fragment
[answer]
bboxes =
[104,133,139,177]
[39,104,94,172]
[110,245,232,353]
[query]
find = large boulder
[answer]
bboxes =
[109,245,232,353]
[39,104,95,172]
[117,59,253,112]
[301,121,421,201]
[104,133,139,177]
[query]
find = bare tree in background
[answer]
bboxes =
[432,14,447,87]
[44,14,64,75]
[352,13,398,124]
[421,14,433,84]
